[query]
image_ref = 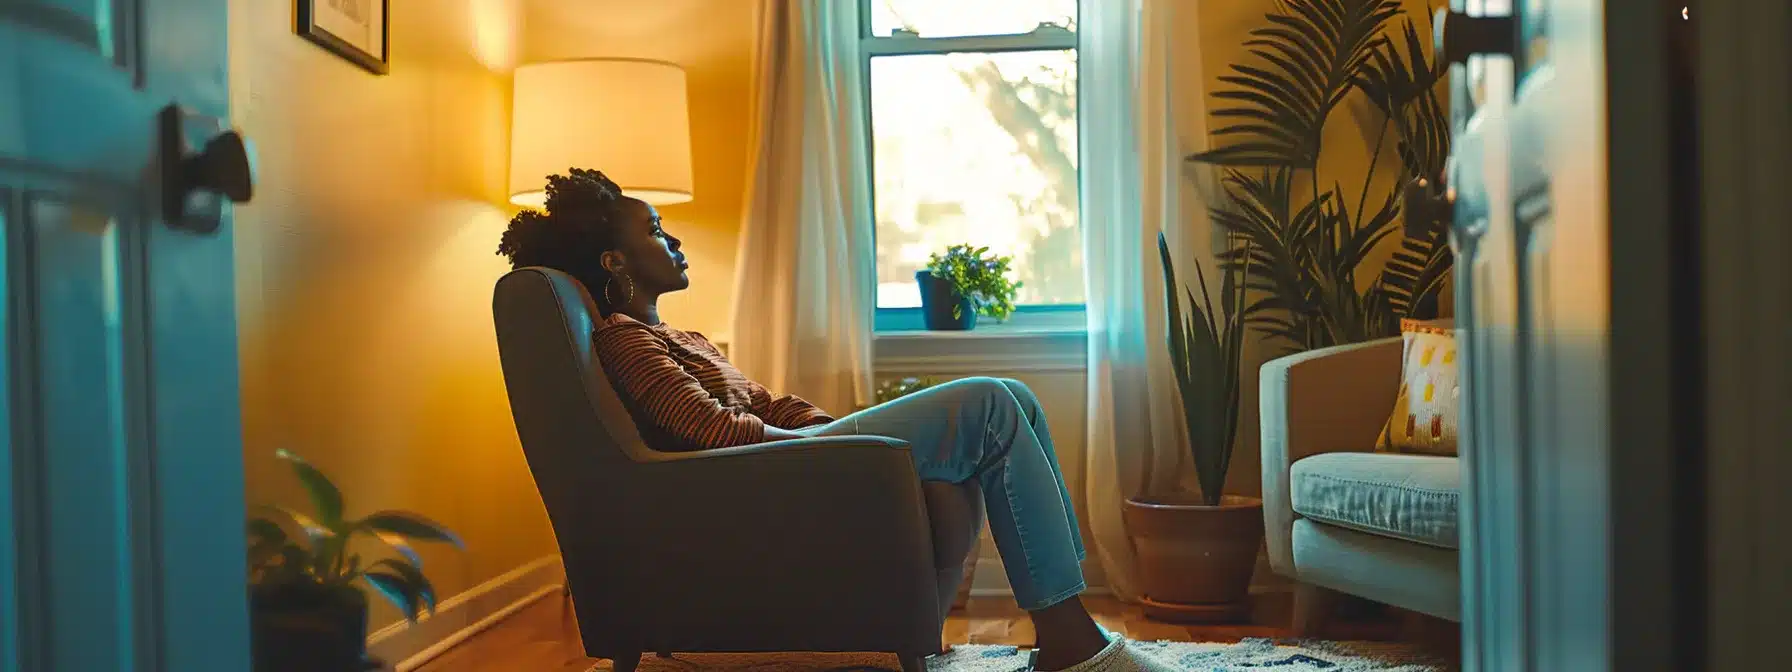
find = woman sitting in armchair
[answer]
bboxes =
[496,169,1173,672]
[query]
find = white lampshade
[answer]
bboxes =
[508,58,694,207]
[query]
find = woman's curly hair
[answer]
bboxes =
[496,168,633,310]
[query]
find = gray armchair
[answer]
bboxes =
[1259,338,1461,631]
[491,268,944,672]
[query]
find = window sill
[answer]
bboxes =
[874,312,1087,375]
[716,316,1092,375]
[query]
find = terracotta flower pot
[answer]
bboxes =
[1122,493,1265,623]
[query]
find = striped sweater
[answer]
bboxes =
[592,313,833,451]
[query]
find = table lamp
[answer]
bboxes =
[508,58,694,208]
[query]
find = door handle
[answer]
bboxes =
[1433,8,1517,65]
[1438,154,1490,245]
[159,104,256,234]
[1403,174,1454,239]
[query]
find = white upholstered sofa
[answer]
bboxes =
[1259,337,1461,628]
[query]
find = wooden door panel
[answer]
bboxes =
[1448,9,1531,657]
[1517,0,1549,82]
[0,191,21,672]
[2,0,133,63]
[3,2,155,662]
[1455,0,1615,668]
[1,0,148,179]
[1452,141,1529,670]
[11,192,150,671]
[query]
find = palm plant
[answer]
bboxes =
[1159,233,1249,507]
[247,450,465,622]
[1189,0,1454,352]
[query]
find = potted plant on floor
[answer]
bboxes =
[916,244,1020,331]
[247,449,466,671]
[1122,233,1261,624]
[1120,0,1455,626]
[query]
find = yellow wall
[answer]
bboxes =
[226,0,1448,619]
[1196,0,1447,498]
[230,0,555,629]
[520,0,761,340]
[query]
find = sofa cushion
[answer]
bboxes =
[1290,452,1459,549]
[1376,318,1461,456]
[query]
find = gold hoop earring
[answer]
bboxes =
[604,273,635,306]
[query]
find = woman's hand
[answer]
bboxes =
[762,426,806,442]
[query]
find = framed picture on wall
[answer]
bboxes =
[297,0,389,75]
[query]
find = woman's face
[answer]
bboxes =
[604,198,689,295]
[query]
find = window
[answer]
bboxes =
[861,0,1082,330]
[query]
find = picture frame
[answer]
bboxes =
[296,0,389,75]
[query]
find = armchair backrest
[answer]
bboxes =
[492,267,647,552]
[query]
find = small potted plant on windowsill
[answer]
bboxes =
[247,450,466,672]
[916,244,1020,331]
[1122,233,1263,624]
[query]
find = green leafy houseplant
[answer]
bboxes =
[247,450,465,670]
[924,244,1021,321]
[1189,0,1454,352]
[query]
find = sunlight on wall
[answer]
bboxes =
[230,0,551,630]
[520,0,758,342]
[471,0,519,72]
[1194,0,1445,497]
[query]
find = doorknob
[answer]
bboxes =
[159,104,256,234]
[1403,174,1454,238]
[1433,8,1517,65]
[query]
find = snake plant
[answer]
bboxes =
[1159,233,1250,507]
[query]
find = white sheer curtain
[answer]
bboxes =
[1080,0,1216,600]
[729,0,877,415]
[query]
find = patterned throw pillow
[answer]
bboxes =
[1376,318,1460,456]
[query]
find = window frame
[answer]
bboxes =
[857,0,1084,334]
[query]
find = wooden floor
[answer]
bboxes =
[413,590,1458,672]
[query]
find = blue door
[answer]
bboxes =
[2,0,252,669]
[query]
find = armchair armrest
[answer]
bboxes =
[1259,338,1403,576]
[638,435,910,463]
[607,436,941,642]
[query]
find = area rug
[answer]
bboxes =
[586,639,1449,671]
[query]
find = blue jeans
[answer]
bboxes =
[799,377,1088,610]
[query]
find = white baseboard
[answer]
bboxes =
[367,555,565,671]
